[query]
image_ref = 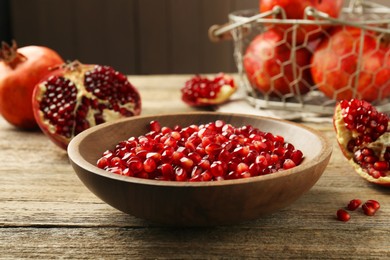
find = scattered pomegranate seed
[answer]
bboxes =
[346,199,362,211]
[336,199,381,221]
[365,200,380,211]
[336,209,351,222]
[362,200,380,216]
[97,120,304,181]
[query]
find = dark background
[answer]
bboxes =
[1,0,388,75]
[0,0,257,75]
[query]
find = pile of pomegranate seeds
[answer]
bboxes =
[97,120,304,181]
[336,199,381,222]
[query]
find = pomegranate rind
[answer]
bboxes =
[196,83,237,106]
[333,101,390,186]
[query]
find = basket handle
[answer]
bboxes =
[209,3,390,43]
[208,7,281,42]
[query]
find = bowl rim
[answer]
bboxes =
[67,112,332,188]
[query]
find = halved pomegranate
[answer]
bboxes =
[32,61,142,150]
[181,73,237,106]
[333,99,389,186]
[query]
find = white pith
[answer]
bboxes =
[198,83,237,105]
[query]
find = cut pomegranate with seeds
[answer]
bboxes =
[333,99,390,186]
[181,73,237,106]
[97,120,304,181]
[336,209,351,222]
[32,61,141,149]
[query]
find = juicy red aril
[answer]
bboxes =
[336,209,350,222]
[346,199,362,211]
[97,120,304,181]
[362,200,380,216]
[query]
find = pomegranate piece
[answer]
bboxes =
[336,209,351,222]
[32,61,141,149]
[333,99,390,186]
[97,120,304,181]
[181,73,237,106]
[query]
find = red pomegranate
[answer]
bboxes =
[259,0,344,43]
[181,73,237,106]
[32,61,142,150]
[311,26,390,102]
[0,41,64,129]
[243,29,313,97]
[333,99,389,186]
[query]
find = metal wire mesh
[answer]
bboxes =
[225,1,390,114]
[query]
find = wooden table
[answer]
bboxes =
[1,75,389,259]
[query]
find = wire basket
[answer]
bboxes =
[209,0,390,114]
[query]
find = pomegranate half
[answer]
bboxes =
[333,99,389,186]
[32,61,141,150]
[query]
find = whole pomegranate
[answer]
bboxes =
[259,0,344,43]
[311,26,390,101]
[243,29,313,97]
[0,41,64,129]
[32,61,142,150]
[333,99,389,186]
[181,73,237,106]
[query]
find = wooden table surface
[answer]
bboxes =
[1,75,389,259]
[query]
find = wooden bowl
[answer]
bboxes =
[68,112,332,226]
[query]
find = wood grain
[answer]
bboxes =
[1,75,389,259]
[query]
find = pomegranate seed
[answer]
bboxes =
[336,209,351,222]
[149,120,161,132]
[365,200,380,211]
[175,166,188,181]
[201,170,213,181]
[160,163,174,180]
[346,199,362,211]
[143,158,157,173]
[362,200,380,216]
[210,161,226,177]
[128,159,143,173]
[180,157,194,171]
[97,157,109,169]
[283,159,296,169]
[362,203,377,216]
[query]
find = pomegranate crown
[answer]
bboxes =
[48,60,84,73]
[0,40,26,63]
